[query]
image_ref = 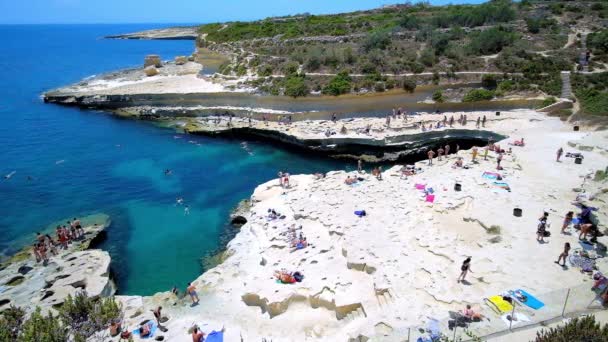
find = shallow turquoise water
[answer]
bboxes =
[0,24,348,295]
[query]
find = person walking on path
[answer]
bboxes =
[556,147,563,162]
[537,212,549,243]
[428,149,436,165]
[555,243,570,267]
[458,257,472,283]
[187,282,200,305]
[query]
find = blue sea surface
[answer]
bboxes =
[0,24,348,295]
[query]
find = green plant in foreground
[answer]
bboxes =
[18,307,68,342]
[535,315,608,341]
[463,88,494,102]
[59,292,122,341]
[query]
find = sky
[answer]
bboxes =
[0,0,487,25]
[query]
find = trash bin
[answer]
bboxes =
[496,111,501,116]
[454,183,462,191]
[575,157,582,164]
[574,126,580,131]
[513,208,522,217]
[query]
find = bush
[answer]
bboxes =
[467,26,517,55]
[497,80,515,92]
[59,292,122,341]
[235,64,248,76]
[420,48,437,67]
[432,90,445,103]
[399,15,420,30]
[481,74,499,89]
[257,64,273,77]
[282,61,300,75]
[374,82,386,92]
[588,29,608,54]
[432,71,440,85]
[322,70,352,96]
[463,88,495,102]
[540,96,557,108]
[0,306,25,341]
[403,77,417,93]
[535,315,608,341]
[284,74,309,98]
[19,307,69,342]
[576,88,608,116]
[362,30,391,52]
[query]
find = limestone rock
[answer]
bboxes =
[144,54,162,68]
[144,65,159,77]
[175,56,188,65]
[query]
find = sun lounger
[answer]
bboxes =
[484,295,514,314]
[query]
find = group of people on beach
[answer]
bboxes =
[32,218,84,263]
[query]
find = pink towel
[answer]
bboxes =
[415,183,426,190]
[426,194,435,203]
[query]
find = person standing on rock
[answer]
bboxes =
[427,149,435,165]
[472,147,478,162]
[556,147,564,162]
[458,257,472,283]
[437,147,444,161]
[357,159,363,173]
[456,144,460,154]
[152,306,162,325]
[187,282,199,305]
[449,116,454,127]
[555,243,571,267]
[476,117,481,128]
[482,115,487,127]
[445,144,450,157]
[537,213,549,243]
[496,152,503,169]
[278,171,284,187]
[483,146,489,161]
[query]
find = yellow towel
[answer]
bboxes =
[486,295,514,313]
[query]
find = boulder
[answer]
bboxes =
[188,55,195,62]
[175,56,188,65]
[144,54,162,68]
[144,66,159,77]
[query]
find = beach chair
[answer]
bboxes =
[484,295,514,314]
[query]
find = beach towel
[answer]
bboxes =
[493,182,511,191]
[205,331,224,342]
[485,295,514,313]
[482,172,500,180]
[415,183,426,190]
[500,312,530,327]
[509,289,544,310]
[426,195,435,203]
[426,187,434,194]
[569,254,596,272]
[132,321,157,338]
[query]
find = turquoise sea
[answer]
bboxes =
[0,24,348,295]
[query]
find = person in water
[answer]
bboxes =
[458,257,472,283]
[555,242,570,267]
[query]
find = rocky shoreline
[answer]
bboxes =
[105,27,198,40]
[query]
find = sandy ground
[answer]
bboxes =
[98,109,608,342]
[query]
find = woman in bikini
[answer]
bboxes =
[458,257,472,283]
[555,242,571,266]
[562,211,574,233]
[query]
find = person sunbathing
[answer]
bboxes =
[345,176,357,185]
[452,158,464,168]
[140,322,152,337]
[274,270,297,283]
[461,305,484,321]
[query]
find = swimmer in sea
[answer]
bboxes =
[184,205,190,215]
[176,197,184,206]
[164,169,172,176]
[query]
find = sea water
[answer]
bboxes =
[0,24,348,295]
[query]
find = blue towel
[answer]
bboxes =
[132,321,157,338]
[513,289,544,310]
[354,210,366,217]
[206,331,224,342]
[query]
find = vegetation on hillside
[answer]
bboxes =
[197,0,606,99]
[535,315,608,341]
[0,293,122,342]
[572,72,608,116]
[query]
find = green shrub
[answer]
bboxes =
[432,90,445,103]
[588,29,608,54]
[535,315,608,341]
[235,64,248,76]
[284,74,309,98]
[19,307,68,342]
[540,96,557,108]
[59,293,122,341]
[362,30,391,52]
[576,88,608,116]
[497,80,515,92]
[322,70,352,96]
[374,82,386,92]
[282,61,300,76]
[0,306,25,341]
[399,15,420,30]
[467,26,517,55]
[257,64,273,77]
[402,77,417,93]
[420,48,437,67]
[463,88,495,102]
[432,71,440,85]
